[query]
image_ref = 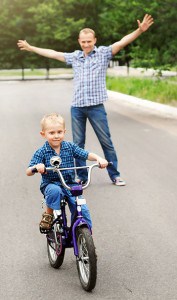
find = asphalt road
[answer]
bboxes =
[1,80,177,300]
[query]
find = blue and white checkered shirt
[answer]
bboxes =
[64,46,112,107]
[28,141,89,193]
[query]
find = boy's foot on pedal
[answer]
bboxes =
[39,212,53,230]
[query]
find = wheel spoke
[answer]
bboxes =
[47,230,65,268]
[76,227,97,291]
[78,234,90,284]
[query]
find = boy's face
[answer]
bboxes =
[40,122,66,150]
[78,32,96,55]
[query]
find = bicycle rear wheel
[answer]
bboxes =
[76,227,97,291]
[47,230,65,269]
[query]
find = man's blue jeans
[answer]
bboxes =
[71,104,120,182]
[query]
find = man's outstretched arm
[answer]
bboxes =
[17,40,65,62]
[111,14,154,55]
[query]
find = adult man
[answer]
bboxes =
[17,14,153,186]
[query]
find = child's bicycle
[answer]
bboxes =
[33,156,111,292]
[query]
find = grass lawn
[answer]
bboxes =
[0,68,73,76]
[106,76,177,107]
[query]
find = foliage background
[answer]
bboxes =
[0,0,176,70]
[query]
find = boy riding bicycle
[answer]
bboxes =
[26,113,108,231]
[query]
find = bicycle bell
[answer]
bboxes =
[50,156,62,167]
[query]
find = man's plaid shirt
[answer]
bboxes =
[28,141,89,193]
[64,46,112,107]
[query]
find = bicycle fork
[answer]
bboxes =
[72,196,91,256]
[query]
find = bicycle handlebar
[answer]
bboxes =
[32,161,113,191]
[47,163,99,191]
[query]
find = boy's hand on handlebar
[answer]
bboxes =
[86,152,109,168]
[33,163,46,174]
[97,158,108,169]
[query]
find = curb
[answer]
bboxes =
[108,90,177,119]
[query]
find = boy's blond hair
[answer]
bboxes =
[40,113,65,131]
[79,28,96,38]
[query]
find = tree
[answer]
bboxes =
[0,0,176,72]
[0,0,39,78]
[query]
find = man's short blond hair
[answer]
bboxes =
[40,113,65,131]
[79,28,96,38]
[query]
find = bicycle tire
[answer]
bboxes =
[47,230,65,269]
[76,227,97,291]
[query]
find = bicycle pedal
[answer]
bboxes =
[39,226,52,234]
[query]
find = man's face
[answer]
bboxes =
[78,32,97,55]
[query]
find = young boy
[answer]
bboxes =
[26,113,108,230]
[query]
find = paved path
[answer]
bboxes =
[0,80,177,300]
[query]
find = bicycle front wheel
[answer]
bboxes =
[76,227,97,291]
[47,231,65,269]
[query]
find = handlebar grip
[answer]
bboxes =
[98,162,113,168]
[32,167,47,173]
[31,167,38,173]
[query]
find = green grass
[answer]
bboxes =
[0,69,45,76]
[0,68,73,76]
[106,76,177,107]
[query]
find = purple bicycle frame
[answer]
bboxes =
[60,200,91,256]
[72,204,91,257]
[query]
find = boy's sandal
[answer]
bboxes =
[39,212,53,230]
